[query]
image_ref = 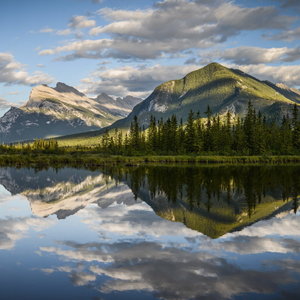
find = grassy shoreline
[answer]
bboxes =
[0,153,299,168]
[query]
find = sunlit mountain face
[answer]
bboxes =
[0,165,299,299]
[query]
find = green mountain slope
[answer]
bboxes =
[58,63,300,146]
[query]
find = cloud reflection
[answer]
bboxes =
[37,199,300,300]
[39,239,297,300]
[0,216,55,250]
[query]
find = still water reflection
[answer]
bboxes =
[0,165,299,300]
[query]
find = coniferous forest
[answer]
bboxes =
[99,102,300,156]
[0,102,298,157]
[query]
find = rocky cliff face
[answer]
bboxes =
[94,93,142,117]
[0,83,142,143]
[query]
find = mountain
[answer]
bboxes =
[113,62,299,128]
[94,93,142,117]
[59,62,299,145]
[0,83,142,143]
[264,81,300,104]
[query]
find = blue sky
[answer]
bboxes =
[0,0,300,115]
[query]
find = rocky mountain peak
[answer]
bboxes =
[54,82,85,97]
[95,92,114,103]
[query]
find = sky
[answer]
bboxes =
[0,0,300,116]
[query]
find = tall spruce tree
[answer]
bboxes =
[185,110,196,153]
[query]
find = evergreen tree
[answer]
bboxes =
[185,110,196,153]
[292,104,300,151]
[130,116,141,152]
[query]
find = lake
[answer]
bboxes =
[0,165,299,300]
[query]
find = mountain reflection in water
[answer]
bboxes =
[0,165,299,300]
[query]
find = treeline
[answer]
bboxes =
[0,103,299,156]
[0,139,61,154]
[99,103,300,155]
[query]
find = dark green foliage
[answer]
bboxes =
[0,139,61,154]
[292,104,300,150]
[0,103,298,157]
[97,103,300,156]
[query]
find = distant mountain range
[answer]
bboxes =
[1,63,299,144]
[59,62,300,145]
[0,82,141,143]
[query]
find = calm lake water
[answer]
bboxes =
[0,165,299,300]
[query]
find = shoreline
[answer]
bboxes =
[0,153,299,168]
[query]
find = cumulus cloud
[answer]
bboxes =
[235,64,300,86]
[69,15,96,29]
[79,64,199,97]
[266,27,300,41]
[38,16,95,37]
[0,52,54,86]
[200,46,300,65]
[209,47,289,64]
[39,0,292,61]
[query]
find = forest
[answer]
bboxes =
[0,102,299,156]
[98,102,300,155]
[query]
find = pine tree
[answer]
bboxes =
[177,118,185,154]
[148,115,157,153]
[292,104,300,152]
[130,116,141,152]
[185,110,196,153]
[204,106,213,151]
[195,112,203,153]
[244,101,256,154]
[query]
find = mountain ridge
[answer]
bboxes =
[0,83,142,143]
[57,62,300,145]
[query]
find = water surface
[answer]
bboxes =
[0,165,299,300]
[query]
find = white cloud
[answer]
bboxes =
[266,26,300,41]
[69,15,96,29]
[38,16,95,37]
[0,52,54,86]
[235,63,300,86]
[199,46,300,65]
[209,47,290,64]
[39,27,55,33]
[39,0,292,61]
[79,64,200,97]
[56,29,73,36]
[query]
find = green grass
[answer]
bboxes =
[0,153,299,168]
